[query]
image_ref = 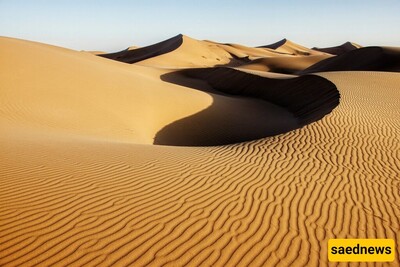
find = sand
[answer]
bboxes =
[259,38,329,56]
[0,35,399,266]
[312,42,362,55]
[301,46,400,74]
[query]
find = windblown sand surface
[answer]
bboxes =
[1,35,399,266]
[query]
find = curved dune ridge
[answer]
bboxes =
[1,34,400,267]
[155,67,339,146]
[1,72,399,266]
[99,34,184,63]
[258,38,326,56]
[0,36,337,147]
[235,54,332,74]
[0,36,220,145]
[301,46,400,74]
[312,41,362,55]
[258,38,287,49]
[99,35,331,69]
[134,35,291,68]
[181,67,340,126]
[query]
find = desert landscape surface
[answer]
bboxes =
[0,34,399,266]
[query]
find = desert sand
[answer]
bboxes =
[312,42,362,55]
[0,35,399,266]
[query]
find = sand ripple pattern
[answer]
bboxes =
[1,72,399,266]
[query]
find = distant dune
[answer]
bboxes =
[258,38,327,56]
[236,54,332,74]
[301,46,400,74]
[100,35,331,69]
[99,34,183,64]
[312,41,362,55]
[1,34,399,267]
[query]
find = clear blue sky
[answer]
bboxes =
[1,0,399,52]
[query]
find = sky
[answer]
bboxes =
[0,0,399,52]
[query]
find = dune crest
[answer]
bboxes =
[301,46,400,74]
[0,36,214,144]
[99,34,184,64]
[99,35,331,69]
[181,67,340,126]
[155,67,339,146]
[1,71,399,266]
[312,41,362,55]
[259,38,327,56]
[1,34,399,267]
[0,36,333,147]
[236,54,332,74]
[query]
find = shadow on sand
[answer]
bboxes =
[154,68,339,146]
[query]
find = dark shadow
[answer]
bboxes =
[300,46,400,74]
[98,34,183,63]
[155,68,340,146]
[257,38,287,49]
[154,94,298,146]
[180,68,340,126]
[160,71,221,94]
[159,55,252,95]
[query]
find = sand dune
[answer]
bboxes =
[0,36,216,144]
[1,34,399,267]
[136,35,238,67]
[100,36,329,69]
[258,38,327,56]
[312,41,362,55]
[236,54,331,73]
[100,34,237,67]
[0,37,323,147]
[301,46,400,74]
[155,68,339,146]
[99,34,184,64]
[180,67,339,126]
[1,72,399,266]
[212,42,284,59]
[135,36,290,68]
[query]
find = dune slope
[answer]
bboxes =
[236,54,331,74]
[1,72,399,266]
[301,46,400,74]
[1,35,399,267]
[312,41,361,55]
[0,37,312,146]
[99,34,183,63]
[181,67,339,126]
[100,36,328,69]
[258,38,326,56]
[0,37,216,144]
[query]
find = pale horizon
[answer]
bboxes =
[1,0,400,52]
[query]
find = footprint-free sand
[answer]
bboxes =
[1,35,399,266]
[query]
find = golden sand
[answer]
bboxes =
[1,35,399,266]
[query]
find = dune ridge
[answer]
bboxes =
[0,37,310,147]
[258,38,326,56]
[182,67,340,126]
[301,46,400,74]
[236,54,332,74]
[1,71,399,266]
[312,41,362,55]
[99,34,184,63]
[258,38,287,49]
[1,34,400,267]
[99,35,330,69]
